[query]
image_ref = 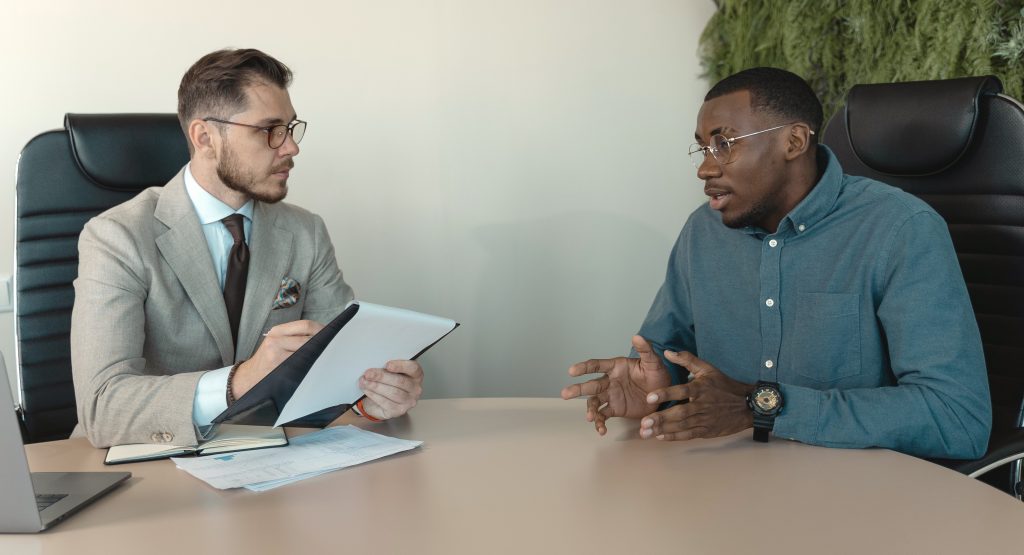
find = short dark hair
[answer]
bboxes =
[177,48,293,142]
[705,67,823,139]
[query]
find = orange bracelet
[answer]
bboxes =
[356,398,382,422]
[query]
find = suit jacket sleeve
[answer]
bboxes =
[300,214,354,324]
[71,216,204,448]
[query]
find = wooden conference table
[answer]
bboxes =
[3,398,1024,553]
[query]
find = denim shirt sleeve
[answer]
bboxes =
[636,221,698,384]
[773,211,992,459]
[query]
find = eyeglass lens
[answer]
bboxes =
[689,134,732,168]
[269,121,306,148]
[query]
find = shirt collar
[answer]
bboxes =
[742,144,844,238]
[780,145,843,234]
[183,163,254,225]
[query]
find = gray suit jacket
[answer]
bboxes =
[70,170,354,447]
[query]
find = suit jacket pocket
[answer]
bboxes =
[792,292,861,384]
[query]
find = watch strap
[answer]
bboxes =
[753,413,774,442]
[750,381,781,443]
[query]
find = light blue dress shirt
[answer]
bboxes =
[183,164,254,427]
[637,146,991,459]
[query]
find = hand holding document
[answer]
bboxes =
[275,302,454,426]
[214,301,458,428]
[172,426,422,491]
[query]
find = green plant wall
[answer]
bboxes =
[699,0,1024,123]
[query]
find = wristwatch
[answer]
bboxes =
[746,381,784,442]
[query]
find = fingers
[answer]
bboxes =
[654,430,706,441]
[632,335,662,367]
[360,364,423,420]
[361,368,422,403]
[561,376,609,400]
[585,392,611,421]
[664,350,716,378]
[384,360,425,379]
[645,383,694,405]
[361,389,410,419]
[265,319,325,337]
[587,395,610,436]
[567,357,623,378]
[263,334,311,354]
[639,404,705,439]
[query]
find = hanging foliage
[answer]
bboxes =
[698,0,1024,122]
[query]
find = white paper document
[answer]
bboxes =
[171,426,423,490]
[274,301,457,427]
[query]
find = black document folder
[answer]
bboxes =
[212,303,458,428]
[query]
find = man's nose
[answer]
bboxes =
[278,132,300,157]
[696,155,721,180]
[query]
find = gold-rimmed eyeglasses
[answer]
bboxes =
[203,117,307,149]
[688,123,814,168]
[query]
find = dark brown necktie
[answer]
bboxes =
[221,214,249,349]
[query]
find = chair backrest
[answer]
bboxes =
[822,76,1024,444]
[14,114,188,443]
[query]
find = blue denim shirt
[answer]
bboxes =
[637,146,991,459]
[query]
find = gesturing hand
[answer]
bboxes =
[560,336,672,435]
[639,351,755,441]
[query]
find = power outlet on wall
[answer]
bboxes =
[0,275,11,313]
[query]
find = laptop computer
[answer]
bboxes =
[0,358,130,533]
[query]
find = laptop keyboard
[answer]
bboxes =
[36,493,67,512]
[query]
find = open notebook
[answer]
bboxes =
[104,424,288,464]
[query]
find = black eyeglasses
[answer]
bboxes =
[203,117,307,149]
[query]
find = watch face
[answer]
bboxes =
[753,388,780,412]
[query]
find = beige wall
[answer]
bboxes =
[1,1,716,402]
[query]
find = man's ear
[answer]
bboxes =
[187,119,218,159]
[784,123,814,161]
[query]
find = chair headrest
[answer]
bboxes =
[65,113,190,191]
[844,76,1002,176]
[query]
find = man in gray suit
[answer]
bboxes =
[70,48,424,448]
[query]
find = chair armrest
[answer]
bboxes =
[929,428,1024,478]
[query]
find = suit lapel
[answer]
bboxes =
[236,202,293,360]
[154,172,235,365]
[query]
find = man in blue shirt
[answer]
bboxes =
[561,67,991,459]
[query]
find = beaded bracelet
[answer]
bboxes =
[226,360,245,406]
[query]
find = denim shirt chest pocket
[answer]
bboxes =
[791,292,862,383]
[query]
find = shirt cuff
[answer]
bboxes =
[772,383,822,442]
[192,366,231,428]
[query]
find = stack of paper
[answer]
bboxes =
[171,426,422,492]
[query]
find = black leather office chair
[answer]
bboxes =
[822,76,1024,498]
[14,114,188,443]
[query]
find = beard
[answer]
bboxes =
[216,144,291,204]
[721,198,773,229]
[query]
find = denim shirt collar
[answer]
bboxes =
[743,145,844,239]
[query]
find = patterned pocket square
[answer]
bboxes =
[272,277,302,310]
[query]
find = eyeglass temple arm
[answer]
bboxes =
[729,123,815,143]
